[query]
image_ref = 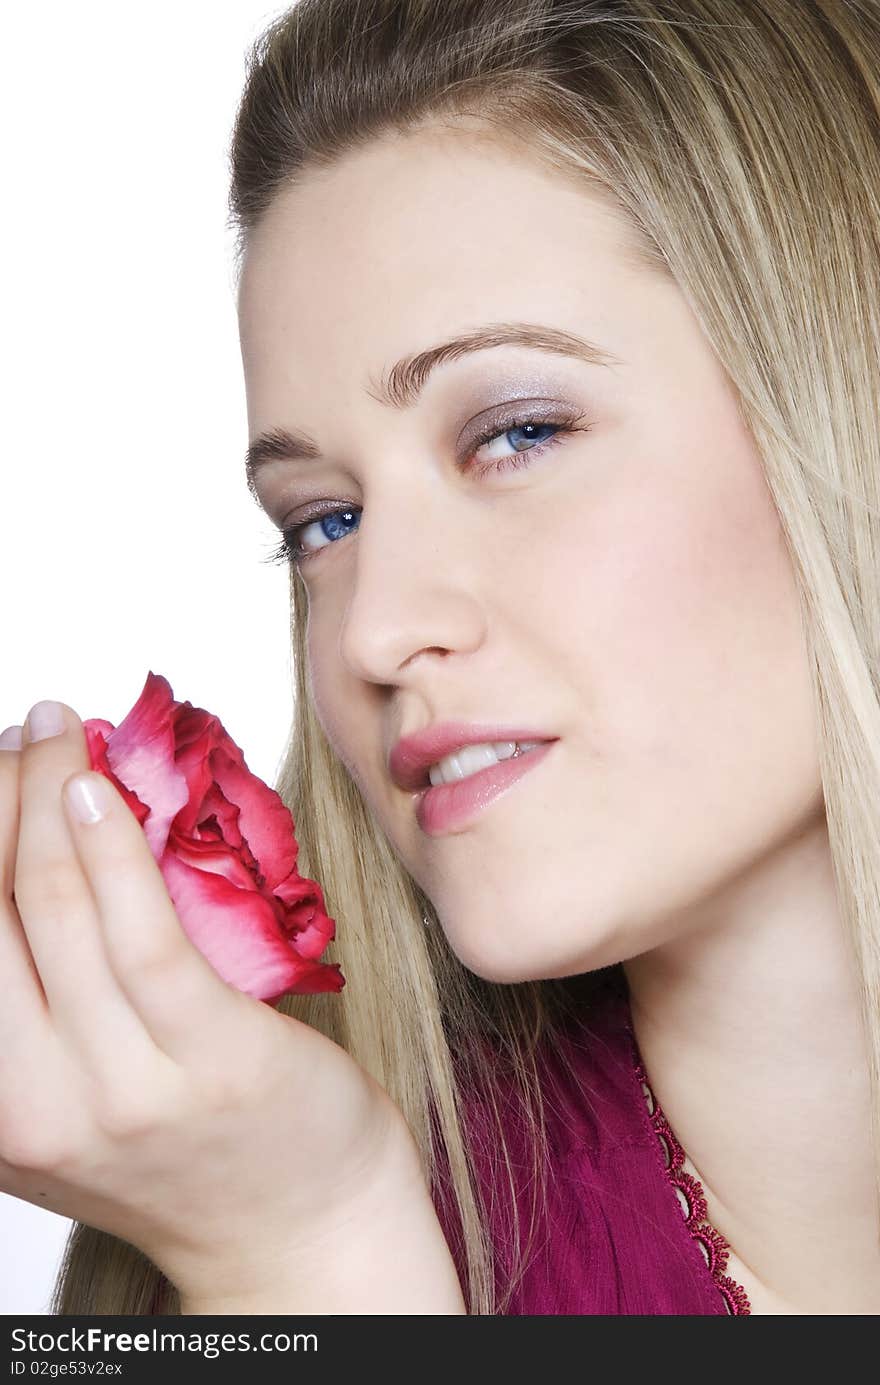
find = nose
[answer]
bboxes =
[337,480,487,684]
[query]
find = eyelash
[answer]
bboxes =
[261,411,592,568]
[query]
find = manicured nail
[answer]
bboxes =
[25,700,65,742]
[0,724,23,750]
[65,774,109,825]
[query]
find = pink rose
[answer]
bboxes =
[82,671,344,1005]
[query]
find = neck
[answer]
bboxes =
[622,812,880,1314]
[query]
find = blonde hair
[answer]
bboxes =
[52,0,880,1315]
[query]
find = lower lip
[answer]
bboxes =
[414,742,556,836]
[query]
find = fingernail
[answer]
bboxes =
[65,774,108,825]
[25,700,65,742]
[0,724,23,750]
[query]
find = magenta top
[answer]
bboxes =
[433,964,752,1315]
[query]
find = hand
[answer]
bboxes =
[0,701,413,1306]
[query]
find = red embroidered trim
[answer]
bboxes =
[623,1014,752,1315]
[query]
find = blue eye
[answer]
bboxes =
[262,411,590,568]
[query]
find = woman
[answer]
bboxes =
[3,0,879,1315]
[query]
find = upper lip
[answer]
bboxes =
[388,721,557,792]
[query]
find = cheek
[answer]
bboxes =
[303,594,393,809]
[531,418,820,842]
[304,609,359,776]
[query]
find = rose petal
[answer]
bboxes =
[210,744,303,890]
[86,672,189,859]
[83,670,344,1002]
[160,851,343,1001]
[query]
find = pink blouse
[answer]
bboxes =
[433,964,752,1315]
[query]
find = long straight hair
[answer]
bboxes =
[51,0,880,1315]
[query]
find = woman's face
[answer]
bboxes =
[237,123,823,983]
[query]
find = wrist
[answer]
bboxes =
[179,1123,466,1315]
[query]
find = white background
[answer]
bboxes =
[1,1,299,1313]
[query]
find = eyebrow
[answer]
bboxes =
[244,320,621,499]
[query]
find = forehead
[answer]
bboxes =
[237,122,641,345]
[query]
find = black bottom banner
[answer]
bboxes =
[3,1312,816,1379]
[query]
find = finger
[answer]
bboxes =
[14,701,159,1076]
[61,764,245,1067]
[0,726,79,1174]
[0,724,54,1057]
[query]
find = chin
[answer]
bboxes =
[440,910,630,986]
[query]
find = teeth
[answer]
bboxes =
[427,740,542,787]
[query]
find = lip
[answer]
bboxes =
[415,740,556,836]
[389,720,557,792]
